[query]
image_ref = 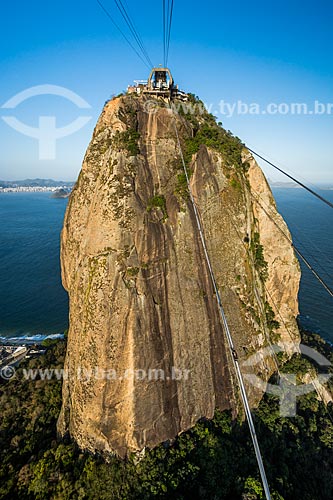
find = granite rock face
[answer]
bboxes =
[58,95,301,457]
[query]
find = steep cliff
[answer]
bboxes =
[58,94,301,457]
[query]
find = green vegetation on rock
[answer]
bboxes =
[180,95,243,169]
[147,194,168,221]
[175,172,190,200]
[229,176,242,191]
[126,266,140,277]
[251,232,268,281]
[113,129,140,156]
[264,301,280,333]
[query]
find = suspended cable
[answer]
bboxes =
[162,0,174,66]
[263,283,333,426]
[165,0,174,66]
[163,0,166,66]
[220,205,282,375]
[196,180,333,427]
[96,0,151,69]
[292,233,332,285]
[190,193,281,375]
[201,184,333,424]
[219,193,333,425]
[246,147,333,210]
[115,0,153,67]
[250,190,333,298]
[113,0,154,68]
[169,103,272,500]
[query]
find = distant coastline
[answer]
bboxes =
[0,333,65,346]
[0,178,75,194]
[268,179,333,190]
[3,178,332,193]
[0,186,73,193]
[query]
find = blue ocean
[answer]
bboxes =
[0,193,69,341]
[0,188,332,343]
[272,187,333,342]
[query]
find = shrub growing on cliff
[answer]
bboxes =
[175,172,189,200]
[180,94,243,169]
[147,194,168,221]
[264,301,280,333]
[230,176,242,191]
[183,122,243,169]
[113,129,140,156]
[251,232,268,281]
[126,266,140,277]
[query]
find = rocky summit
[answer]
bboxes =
[58,93,300,458]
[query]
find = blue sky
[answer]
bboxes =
[0,0,332,182]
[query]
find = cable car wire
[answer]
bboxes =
[163,0,174,66]
[220,195,333,425]
[250,190,333,298]
[165,0,174,66]
[96,0,151,69]
[292,232,332,285]
[247,147,333,210]
[263,283,333,426]
[113,0,154,68]
[163,0,166,66]
[169,103,272,500]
